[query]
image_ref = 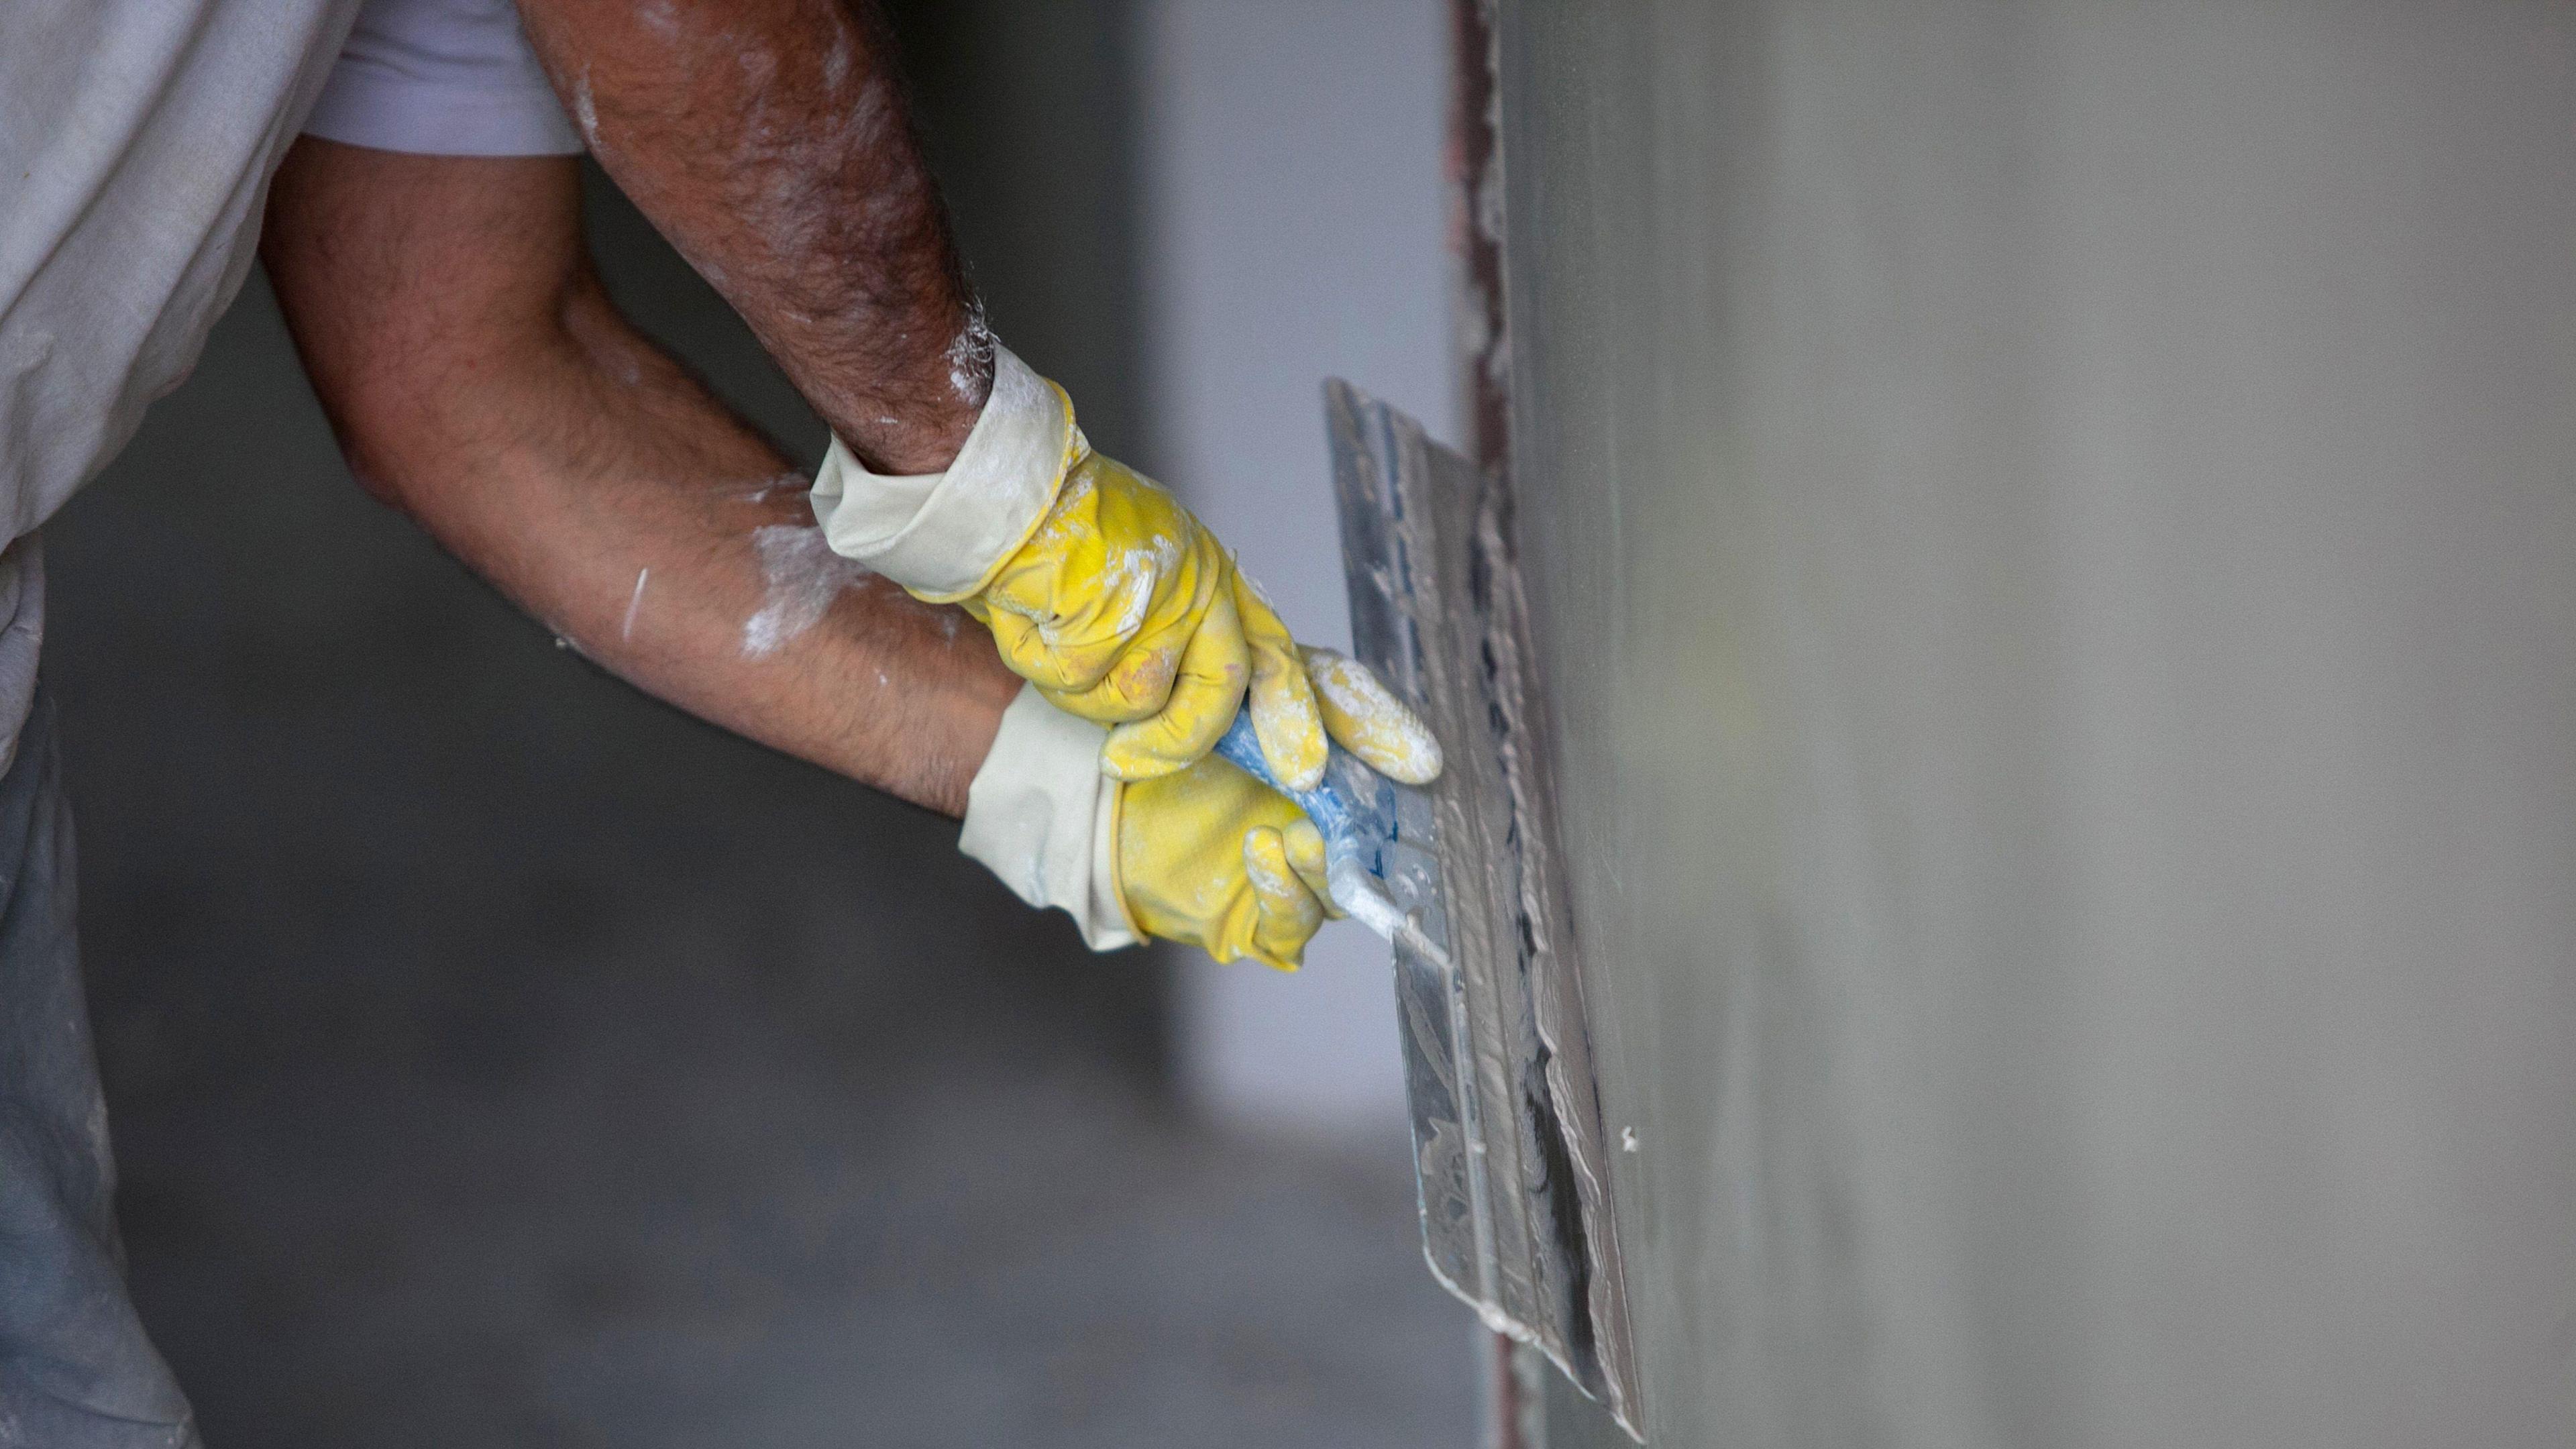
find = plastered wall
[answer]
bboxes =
[1497,5,2576,1444]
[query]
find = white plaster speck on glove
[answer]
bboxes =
[959,683,1138,951]
[809,345,1071,601]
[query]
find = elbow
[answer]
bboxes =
[312,380,437,515]
[333,427,415,513]
[274,275,582,521]
[303,333,533,519]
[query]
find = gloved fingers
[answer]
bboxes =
[977,472,1124,695]
[1234,570,1328,792]
[986,561,1206,714]
[995,523,1210,723]
[1282,817,1341,918]
[1027,617,1188,724]
[977,459,1214,710]
[1301,645,1444,784]
[1101,583,1250,780]
[1242,824,1328,970]
[985,596,1126,698]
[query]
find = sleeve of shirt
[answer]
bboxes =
[300,0,583,157]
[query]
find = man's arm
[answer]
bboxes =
[261,138,1019,815]
[509,0,1393,796]
[513,0,986,476]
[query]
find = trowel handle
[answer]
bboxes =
[1210,710,1450,967]
[1211,712,1396,933]
[1212,710,1358,853]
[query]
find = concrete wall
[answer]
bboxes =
[1497,4,2576,1444]
[1133,0,1458,1138]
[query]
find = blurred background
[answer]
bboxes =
[50,1,1475,1444]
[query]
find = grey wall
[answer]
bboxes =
[1497,4,2576,1445]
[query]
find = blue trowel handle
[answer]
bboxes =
[1210,710,1440,964]
[1212,710,1359,854]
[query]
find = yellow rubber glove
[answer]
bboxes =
[813,346,1437,802]
[955,446,1330,791]
[1114,753,1340,971]
[1109,647,1445,970]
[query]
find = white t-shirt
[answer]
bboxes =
[0,0,580,770]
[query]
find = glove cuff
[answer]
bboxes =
[809,343,1075,601]
[959,682,1139,951]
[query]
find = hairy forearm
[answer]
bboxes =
[397,282,1010,815]
[263,143,1016,815]
[515,0,989,476]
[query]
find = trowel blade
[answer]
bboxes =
[1325,381,1644,1438]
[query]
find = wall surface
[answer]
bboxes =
[1497,4,2576,1445]
[1134,0,1460,1137]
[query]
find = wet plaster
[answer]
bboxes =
[1496,2,2576,1444]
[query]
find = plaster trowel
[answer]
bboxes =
[1216,382,1647,1439]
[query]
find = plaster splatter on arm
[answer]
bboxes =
[620,566,651,641]
[261,142,1020,817]
[516,0,991,476]
[743,523,875,659]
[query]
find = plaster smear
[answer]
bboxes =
[820,24,855,95]
[1096,533,1180,639]
[1242,834,1312,917]
[621,566,651,642]
[743,525,873,658]
[733,56,911,277]
[947,301,994,405]
[743,471,803,505]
